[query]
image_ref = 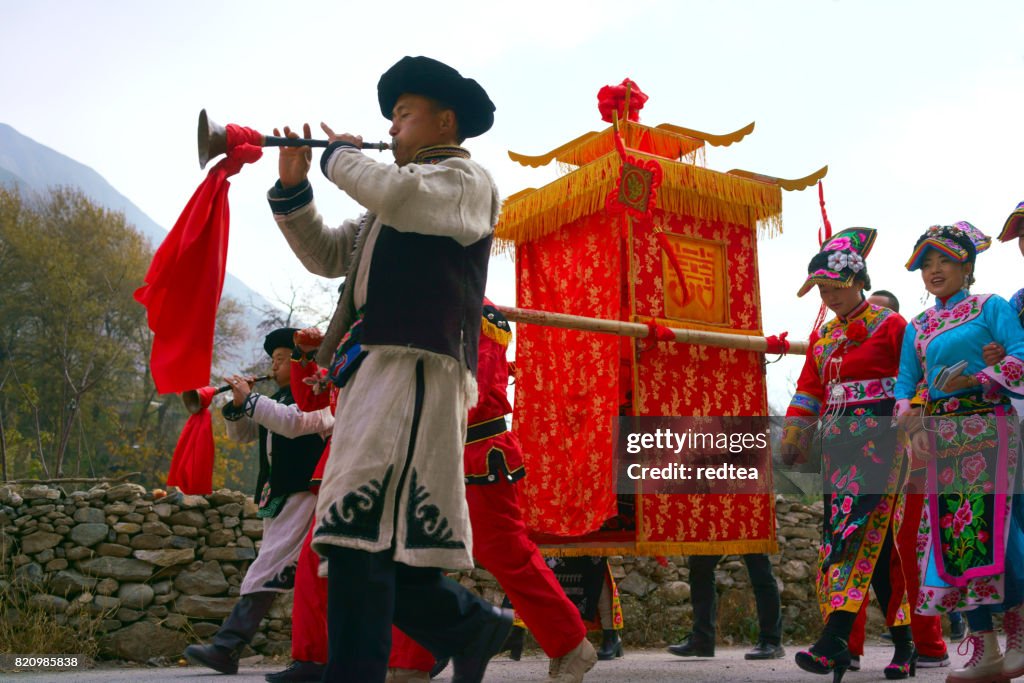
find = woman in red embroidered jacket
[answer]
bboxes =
[783,228,913,682]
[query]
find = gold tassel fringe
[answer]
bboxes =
[480,316,512,347]
[539,538,779,558]
[495,151,783,247]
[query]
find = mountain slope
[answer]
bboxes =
[0,122,275,317]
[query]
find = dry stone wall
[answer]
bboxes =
[0,484,831,661]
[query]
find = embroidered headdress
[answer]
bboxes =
[998,202,1024,243]
[797,227,877,297]
[905,221,991,271]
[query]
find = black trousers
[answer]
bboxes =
[323,545,501,682]
[322,359,502,681]
[688,553,782,646]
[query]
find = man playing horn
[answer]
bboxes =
[184,328,334,674]
[266,56,511,683]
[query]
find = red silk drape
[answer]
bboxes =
[514,211,621,536]
[134,126,262,394]
[515,208,776,555]
[631,211,775,553]
[166,386,217,494]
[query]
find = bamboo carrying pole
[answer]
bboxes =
[496,305,808,356]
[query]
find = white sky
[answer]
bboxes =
[3,0,1024,410]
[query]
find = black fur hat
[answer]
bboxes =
[378,56,495,139]
[263,327,298,357]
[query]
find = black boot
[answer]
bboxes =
[667,633,714,657]
[264,660,326,682]
[184,591,277,674]
[500,625,525,661]
[183,642,240,675]
[597,629,623,660]
[883,625,917,680]
[794,633,851,682]
[794,611,854,683]
[451,607,514,683]
[429,656,450,678]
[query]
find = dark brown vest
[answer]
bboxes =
[361,225,492,374]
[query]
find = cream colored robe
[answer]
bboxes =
[272,147,499,569]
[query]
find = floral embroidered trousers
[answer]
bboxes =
[815,398,911,626]
[914,393,1024,618]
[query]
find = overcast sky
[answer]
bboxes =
[3,0,1024,409]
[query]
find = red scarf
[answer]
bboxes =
[134,125,262,394]
[166,386,218,494]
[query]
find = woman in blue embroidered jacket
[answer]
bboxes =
[998,202,1024,324]
[783,228,913,682]
[991,205,1024,423]
[894,222,1024,683]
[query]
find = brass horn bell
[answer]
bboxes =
[180,375,272,415]
[197,109,389,169]
[197,109,228,170]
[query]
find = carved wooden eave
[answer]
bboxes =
[508,120,755,169]
[726,165,830,192]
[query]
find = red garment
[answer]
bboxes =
[792,304,945,661]
[897,483,946,657]
[290,358,332,413]
[390,477,587,671]
[464,479,585,656]
[786,302,919,637]
[166,386,217,494]
[464,302,523,480]
[134,126,262,394]
[290,358,335,494]
[292,521,328,663]
[786,301,907,418]
[288,358,334,661]
[847,492,946,658]
[467,300,512,426]
[849,599,868,656]
[388,626,435,672]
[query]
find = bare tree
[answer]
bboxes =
[253,278,341,334]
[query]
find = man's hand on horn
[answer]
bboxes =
[275,123,312,189]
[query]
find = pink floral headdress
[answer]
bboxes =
[797,227,878,297]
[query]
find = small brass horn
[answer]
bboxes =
[180,375,272,415]
[197,109,389,169]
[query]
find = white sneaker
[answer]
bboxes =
[548,654,560,679]
[548,655,565,679]
[385,667,430,683]
[547,638,597,682]
[946,631,1004,683]
[1005,605,1024,679]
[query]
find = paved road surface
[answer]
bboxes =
[0,644,965,682]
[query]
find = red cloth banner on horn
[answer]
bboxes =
[134,125,262,394]
[167,386,218,494]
